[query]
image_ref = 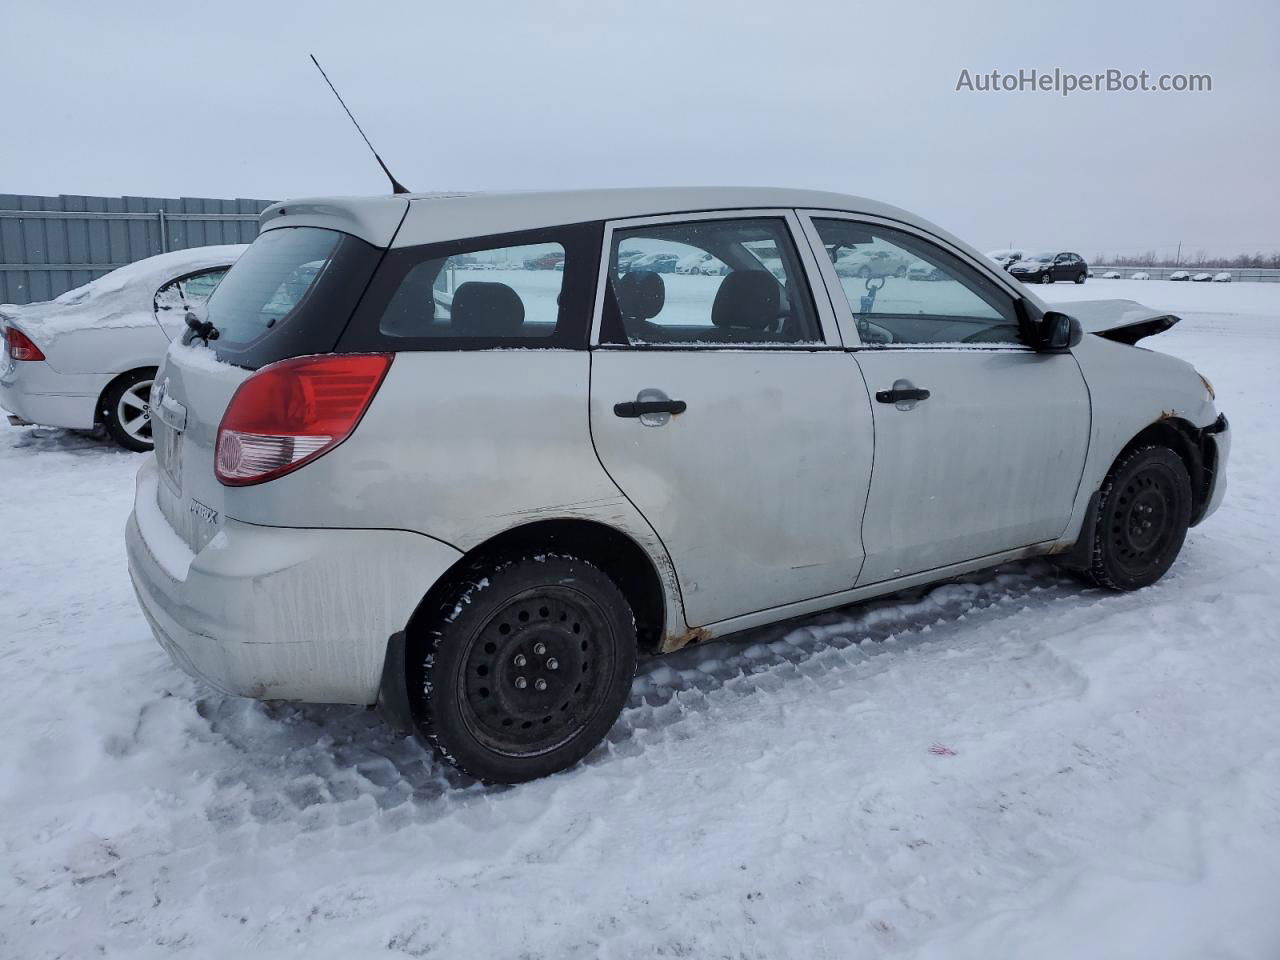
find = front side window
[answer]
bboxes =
[814,219,1021,346]
[601,218,820,346]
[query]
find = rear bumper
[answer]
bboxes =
[0,360,104,430]
[126,459,463,704]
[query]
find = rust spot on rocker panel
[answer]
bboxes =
[660,626,711,654]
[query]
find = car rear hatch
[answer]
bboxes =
[148,222,387,552]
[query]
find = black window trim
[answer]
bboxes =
[338,220,604,352]
[588,209,841,351]
[800,210,1033,353]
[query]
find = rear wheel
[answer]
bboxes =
[101,369,155,452]
[410,554,638,783]
[1074,271,1087,284]
[1087,445,1192,590]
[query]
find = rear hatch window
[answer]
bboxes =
[205,226,381,369]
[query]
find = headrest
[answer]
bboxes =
[450,282,525,336]
[613,270,665,321]
[711,270,785,330]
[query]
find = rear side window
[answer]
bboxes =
[341,222,602,351]
[379,242,565,339]
[207,226,381,370]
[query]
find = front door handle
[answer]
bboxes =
[614,399,687,418]
[875,387,930,404]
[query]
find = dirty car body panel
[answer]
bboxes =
[124,187,1227,731]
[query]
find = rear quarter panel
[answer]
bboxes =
[42,318,169,377]
[222,350,687,635]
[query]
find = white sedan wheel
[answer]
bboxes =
[113,377,154,447]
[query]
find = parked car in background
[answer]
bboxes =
[1131,272,1150,280]
[986,249,1023,271]
[1,245,244,450]
[626,252,680,274]
[1213,272,1232,282]
[834,247,911,278]
[525,251,565,270]
[1170,271,1191,281]
[907,259,944,281]
[1192,273,1213,282]
[1009,252,1088,284]
[126,187,1229,784]
[1103,271,1121,279]
[676,252,726,275]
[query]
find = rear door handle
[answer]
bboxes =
[875,387,930,403]
[614,399,687,418]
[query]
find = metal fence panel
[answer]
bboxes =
[0,193,273,304]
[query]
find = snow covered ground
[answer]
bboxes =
[2,280,1278,959]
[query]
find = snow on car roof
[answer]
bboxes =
[2,244,246,341]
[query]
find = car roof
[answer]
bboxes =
[257,187,950,251]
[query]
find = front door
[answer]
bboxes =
[803,214,1091,585]
[589,212,874,627]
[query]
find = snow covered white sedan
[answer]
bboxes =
[1,245,244,450]
[125,188,1229,783]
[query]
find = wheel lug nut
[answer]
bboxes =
[514,676,527,689]
[533,642,547,655]
[535,679,547,691]
[513,654,527,667]
[546,657,559,670]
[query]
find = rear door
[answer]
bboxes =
[588,211,874,628]
[800,212,1091,585]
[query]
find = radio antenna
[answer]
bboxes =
[309,54,409,195]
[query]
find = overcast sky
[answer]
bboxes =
[3,0,1276,258]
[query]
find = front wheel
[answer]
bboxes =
[101,369,155,451]
[1040,271,1054,284]
[1087,445,1192,590]
[410,554,638,783]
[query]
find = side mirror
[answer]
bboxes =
[1042,311,1084,351]
[1017,299,1083,352]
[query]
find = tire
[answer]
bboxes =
[410,554,638,783]
[1040,271,1053,284]
[1087,445,1192,591]
[1074,271,1087,284]
[100,369,156,452]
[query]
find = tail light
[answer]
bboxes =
[4,325,45,362]
[215,353,392,486]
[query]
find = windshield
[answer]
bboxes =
[206,227,340,344]
[1028,253,1055,262]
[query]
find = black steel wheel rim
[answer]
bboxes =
[1110,465,1176,575]
[457,586,616,758]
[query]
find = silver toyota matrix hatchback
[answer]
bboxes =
[126,188,1229,782]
